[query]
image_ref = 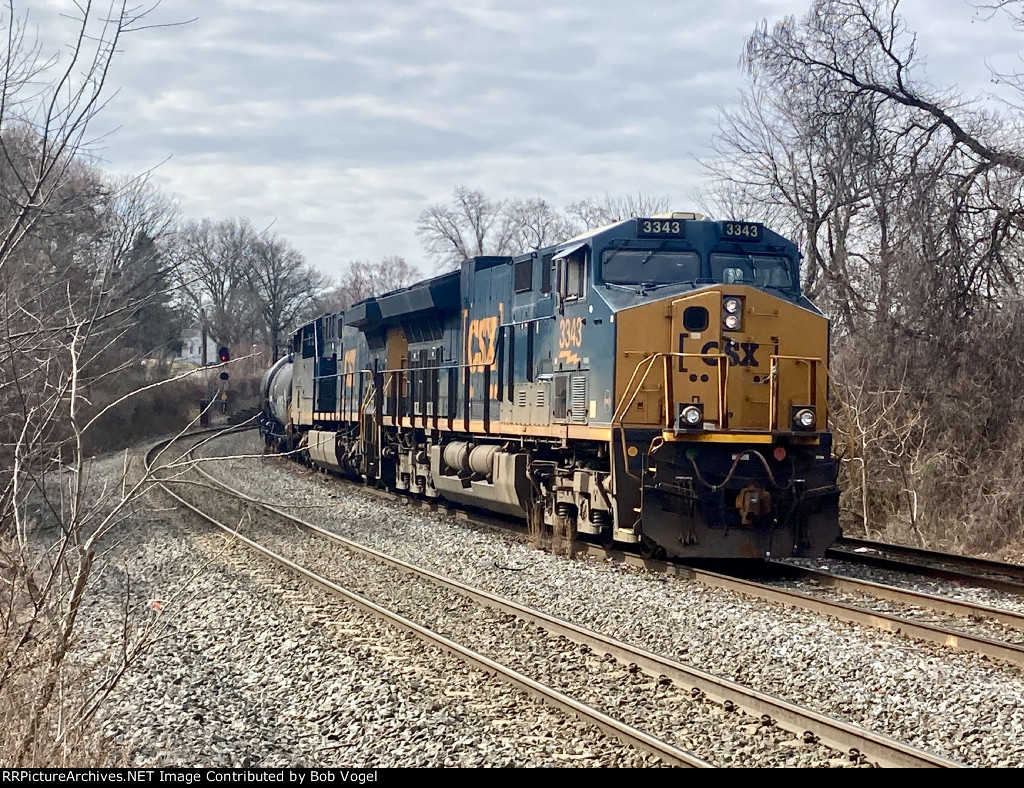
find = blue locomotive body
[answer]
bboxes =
[262,214,841,559]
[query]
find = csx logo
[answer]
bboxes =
[701,340,760,367]
[467,315,498,372]
[343,349,358,376]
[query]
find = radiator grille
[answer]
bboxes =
[570,376,587,423]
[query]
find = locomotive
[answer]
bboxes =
[261,213,841,559]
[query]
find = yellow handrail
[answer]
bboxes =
[611,351,727,480]
[768,355,822,430]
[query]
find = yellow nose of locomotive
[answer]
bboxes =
[613,286,828,436]
[667,286,828,434]
[614,285,839,559]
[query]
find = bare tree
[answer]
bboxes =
[417,186,522,270]
[506,197,575,250]
[705,0,1024,550]
[564,193,673,230]
[174,218,263,355]
[418,187,671,270]
[0,1,173,272]
[322,256,422,312]
[92,176,184,363]
[247,232,328,361]
[746,0,1024,176]
[0,0,216,765]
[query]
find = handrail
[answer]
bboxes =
[612,351,728,428]
[611,351,727,481]
[768,355,822,431]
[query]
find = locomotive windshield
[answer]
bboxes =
[710,253,794,290]
[601,249,700,285]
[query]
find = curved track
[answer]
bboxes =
[152,428,965,769]
[450,507,1024,667]
[831,537,1024,594]
[146,430,711,768]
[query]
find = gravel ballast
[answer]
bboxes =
[62,431,1024,766]
[197,431,1024,767]
[79,495,662,766]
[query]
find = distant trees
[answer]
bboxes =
[416,186,524,269]
[99,177,184,362]
[702,0,1024,551]
[174,218,327,361]
[417,187,672,270]
[564,193,673,231]
[175,218,263,355]
[248,234,328,362]
[322,256,422,312]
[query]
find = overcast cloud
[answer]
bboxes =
[24,0,1024,279]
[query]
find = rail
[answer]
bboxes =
[165,429,967,768]
[147,431,713,768]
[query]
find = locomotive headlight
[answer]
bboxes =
[793,407,816,430]
[722,296,743,332]
[677,403,704,432]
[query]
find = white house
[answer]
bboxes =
[176,327,219,367]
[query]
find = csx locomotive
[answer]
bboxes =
[261,213,841,559]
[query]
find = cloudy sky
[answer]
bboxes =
[25,0,1024,279]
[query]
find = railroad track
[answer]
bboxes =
[830,536,1024,595]
[147,431,709,768]
[422,482,1024,667]
[767,561,1024,637]
[558,546,1024,669]
[152,428,965,769]
[435,508,1024,668]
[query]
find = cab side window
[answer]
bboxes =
[540,253,553,295]
[514,259,533,293]
[559,251,586,301]
[301,325,315,359]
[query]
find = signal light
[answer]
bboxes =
[218,346,230,363]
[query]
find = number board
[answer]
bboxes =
[720,221,763,241]
[636,218,686,238]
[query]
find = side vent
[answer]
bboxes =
[570,375,587,423]
[536,388,546,407]
[517,388,527,408]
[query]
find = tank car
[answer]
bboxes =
[261,213,841,559]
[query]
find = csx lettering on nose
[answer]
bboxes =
[700,340,760,367]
